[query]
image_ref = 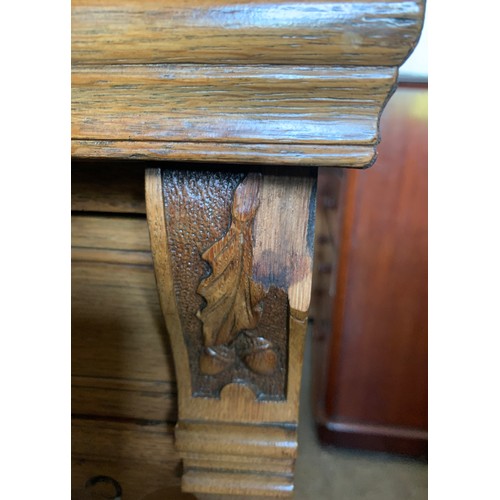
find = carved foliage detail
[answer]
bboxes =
[196,173,278,376]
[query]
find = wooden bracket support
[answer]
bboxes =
[146,166,317,497]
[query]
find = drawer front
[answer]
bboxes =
[72,419,182,499]
[72,214,177,422]
[72,209,182,497]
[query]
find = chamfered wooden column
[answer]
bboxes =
[146,166,316,497]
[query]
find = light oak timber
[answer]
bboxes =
[72,214,151,252]
[72,213,152,267]
[72,1,426,496]
[72,1,425,167]
[72,65,396,167]
[183,471,293,497]
[71,209,183,494]
[72,375,176,422]
[71,260,177,421]
[72,0,424,66]
[72,419,177,465]
[146,167,316,497]
[72,140,377,169]
[71,262,174,379]
[146,167,315,417]
[72,65,395,144]
[72,214,177,421]
[71,246,153,266]
[72,419,194,499]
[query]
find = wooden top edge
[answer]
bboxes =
[71,140,377,168]
[72,0,425,66]
[72,64,396,152]
[71,63,395,167]
[72,64,398,76]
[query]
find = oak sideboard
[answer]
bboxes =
[71,1,426,498]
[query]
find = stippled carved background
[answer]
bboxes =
[162,169,288,400]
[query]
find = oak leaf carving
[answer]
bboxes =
[196,173,265,348]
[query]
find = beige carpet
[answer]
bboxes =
[294,333,428,500]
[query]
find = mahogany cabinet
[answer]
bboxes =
[312,85,428,456]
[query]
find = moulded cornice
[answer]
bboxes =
[71,0,426,167]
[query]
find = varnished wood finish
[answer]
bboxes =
[71,210,189,497]
[157,168,315,401]
[71,419,191,499]
[71,215,177,422]
[72,140,377,168]
[71,1,426,496]
[72,214,150,253]
[72,65,396,167]
[313,86,428,455]
[71,260,178,421]
[72,0,424,66]
[146,167,316,496]
[196,173,281,379]
[71,1,425,166]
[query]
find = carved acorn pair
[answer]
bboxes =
[199,333,277,376]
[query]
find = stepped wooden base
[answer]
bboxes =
[178,422,296,497]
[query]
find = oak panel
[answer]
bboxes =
[72,213,177,421]
[71,419,188,499]
[72,64,396,147]
[71,1,425,167]
[72,260,177,420]
[72,214,151,252]
[72,0,424,66]
[72,140,377,168]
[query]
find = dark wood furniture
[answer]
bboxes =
[312,85,428,456]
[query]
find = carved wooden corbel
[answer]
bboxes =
[146,167,317,496]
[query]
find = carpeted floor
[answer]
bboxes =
[294,334,428,500]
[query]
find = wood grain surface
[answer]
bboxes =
[71,419,191,499]
[314,86,428,455]
[72,214,151,252]
[72,64,396,167]
[72,215,177,422]
[146,167,316,419]
[72,65,394,144]
[71,2,427,495]
[145,167,317,496]
[72,0,424,66]
[72,140,377,168]
[72,160,147,214]
[71,1,425,167]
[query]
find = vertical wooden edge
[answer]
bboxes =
[287,315,308,416]
[145,168,193,417]
[323,170,359,417]
[315,87,428,452]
